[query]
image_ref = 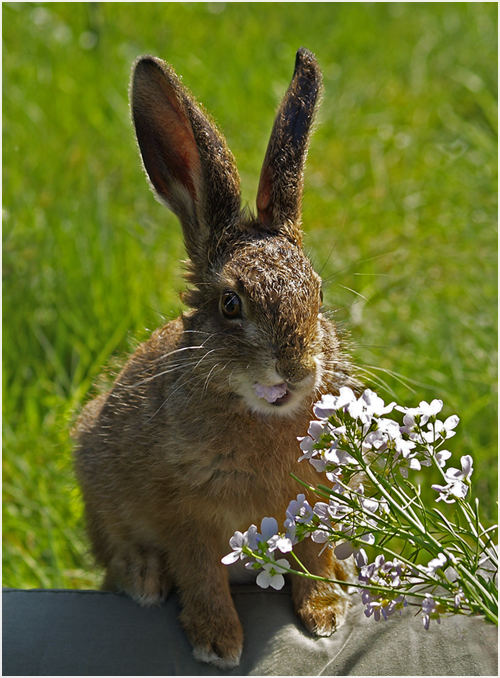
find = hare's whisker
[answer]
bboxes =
[183,328,253,350]
[126,361,203,388]
[145,371,201,422]
[193,347,223,371]
[354,365,397,398]
[202,361,227,396]
[150,344,211,363]
[336,285,367,301]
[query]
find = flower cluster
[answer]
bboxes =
[431,455,473,503]
[222,389,498,629]
[299,387,460,486]
[221,518,293,590]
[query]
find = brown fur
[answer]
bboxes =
[74,48,360,669]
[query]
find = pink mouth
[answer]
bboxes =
[254,382,291,406]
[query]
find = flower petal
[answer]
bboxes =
[221,551,241,565]
[334,541,355,560]
[260,517,279,541]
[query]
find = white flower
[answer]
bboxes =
[399,456,422,478]
[258,517,278,540]
[244,517,294,555]
[400,408,420,431]
[308,419,327,439]
[361,389,396,417]
[359,532,375,545]
[354,548,368,568]
[221,524,259,564]
[363,428,388,452]
[421,593,441,630]
[310,528,331,544]
[432,455,474,504]
[313,387,356,418]
[267,533,294,554]
[445,455,473,483]
[312,393,338,419]
[435,448,452,467]
[325,467,347,493]
[362,590,406,622]
[221,531,246,565]
[255,558,289,590]
[393,436,417,458]
[313,499,349,524]
[399,399,443,431]
[360,495,380,514]
[286,494,314,524]
[422,552,447,576]
[324,445,357,467]
[346,389,395,426]
[284,517,296,542]
[419,399,444,419]
[298,435,314,453]
[297,420,331,470]
[422,415,460,443]
[432,479,468,503]
[454,589,465,609]
[437,415,460,439]
[334,541,356,560]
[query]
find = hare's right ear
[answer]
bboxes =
[256,48,322,246]
[131,56,241,269]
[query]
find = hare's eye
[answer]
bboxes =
[220,291,242,319]
[320,288,324,304]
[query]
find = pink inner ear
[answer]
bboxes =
[256,165,272,226]
[134,63,201,206]
[153,105,201,203]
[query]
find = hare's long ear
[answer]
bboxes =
[131,56,241,268]
[256,48,322,246]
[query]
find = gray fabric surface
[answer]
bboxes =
[2,586,497,676]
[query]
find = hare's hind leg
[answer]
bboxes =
[291,539,354,636]
[84,505,172,605]
[103,543,172,607]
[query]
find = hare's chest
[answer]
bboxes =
[203,430,301,504]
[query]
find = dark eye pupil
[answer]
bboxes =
[222,292,241,318]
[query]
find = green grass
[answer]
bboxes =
[3,2,497,590]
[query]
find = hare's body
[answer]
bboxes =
[74,49,358,668]
[76,312,351,577]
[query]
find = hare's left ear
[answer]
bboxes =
[131,56,241,271]
[256,48,322,246]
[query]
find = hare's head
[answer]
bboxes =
[131,49,336,417]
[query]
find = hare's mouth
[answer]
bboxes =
[254,382,291,407]
[234,373,315,417]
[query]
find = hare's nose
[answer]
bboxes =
[275,357,316,385]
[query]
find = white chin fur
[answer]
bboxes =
[232,363,323,418]
[245,391,304,417]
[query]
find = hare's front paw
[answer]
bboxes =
[181,603,243,669]
[104,545,172,606]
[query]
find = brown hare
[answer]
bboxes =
[74,48,359,668]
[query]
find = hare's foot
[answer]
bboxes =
[103,544,172,606]
[293,577,352,636]
[165,523,244,667]
[181,599,243,669]
[292,542,354,636]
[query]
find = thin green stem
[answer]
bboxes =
[243,548,456,607]
[290,550,312,576]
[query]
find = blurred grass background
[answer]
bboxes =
[3,2,497,589]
